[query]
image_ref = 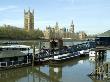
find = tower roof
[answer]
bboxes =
[70,20,74,27]
[71,20,73,25]
[55,22,59,28]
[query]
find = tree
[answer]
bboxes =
[0,25,44,40]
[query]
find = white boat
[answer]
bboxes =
[0,45,30,54]
[0,44,39,54]
[89,50,96,57]
[89,50,96,61]
[79,49,90,56]
[0,45,31,50]
[0,44,33,69]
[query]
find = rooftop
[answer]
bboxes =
[0,50,26,58]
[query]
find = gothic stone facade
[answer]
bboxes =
[24,9,34,31]
[44,21,75,39]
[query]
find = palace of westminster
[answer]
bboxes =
[24,9,87,40]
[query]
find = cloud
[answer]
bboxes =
[0,5,17,11]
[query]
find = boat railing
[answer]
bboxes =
[0,60,29,68]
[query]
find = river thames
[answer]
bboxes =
[0,50,110,82]
[0,41,110,82]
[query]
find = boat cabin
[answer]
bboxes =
[0,45,30,51]
[0,50,32,69]
[0,45,32,69]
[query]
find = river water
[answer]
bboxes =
[0,50,109,82]
[0,41,110,82]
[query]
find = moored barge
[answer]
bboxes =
[0,45,32,70]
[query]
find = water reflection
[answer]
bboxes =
[1,50,110,82]
[0,67,32,82]
[0,41,109,82]
[0,57,89,82]
[49,66,62,82]
[0,50,110,82]
[88,50,110,82]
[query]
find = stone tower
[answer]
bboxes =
[69,20,74,33]
[24,9,34,31]
[68,20,75,38]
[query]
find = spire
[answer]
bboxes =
[71,20,74,27]
[70,20,74,33]
[29,8,30,12]
[28,8,31,14]
[55,22,58,28]
[32,9,34,14]
[71,20,73,25]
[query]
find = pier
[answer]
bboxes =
[88,37,110,81]
[88,49,107,80]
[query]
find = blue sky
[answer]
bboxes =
[0,0,110,34]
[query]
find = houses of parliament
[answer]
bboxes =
[24,9,34,31]
[24,9,87,40]
[43,21,87,40]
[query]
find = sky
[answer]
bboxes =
[0,0,110,34]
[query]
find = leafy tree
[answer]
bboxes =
[0,25,44,40]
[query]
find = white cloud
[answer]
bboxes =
[0,5,17,11]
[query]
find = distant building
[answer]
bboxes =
[43,21,88,40]
[78,32,87,40]
[69,20,75,38]
[69,20,74,33]
[24,9,34,31]
[44,26,51,39]
[44,22,63,39]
